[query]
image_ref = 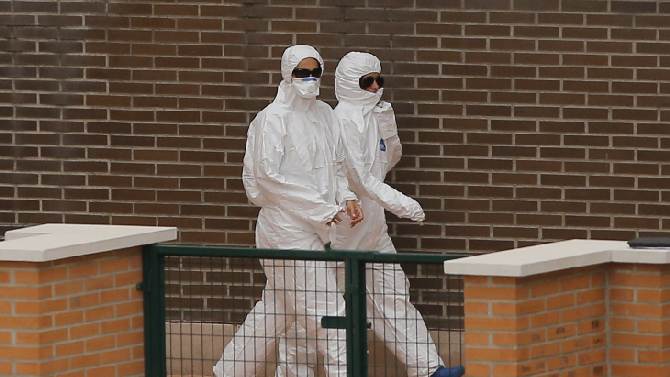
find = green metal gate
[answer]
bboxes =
[143,244,465,377]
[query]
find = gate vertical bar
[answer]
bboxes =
[345,255,368,377]
[143,245,167,377]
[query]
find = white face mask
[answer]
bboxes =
[372,87,383,102]
[355,87,383,110]
[293,77,320,98]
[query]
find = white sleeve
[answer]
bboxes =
[340,117,424,221]
[253,116,339,225]
[334,124,358,206]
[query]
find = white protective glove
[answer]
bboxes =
[405,196,425,222]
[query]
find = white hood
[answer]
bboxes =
[274,45,325,110]
[334,51,382,115]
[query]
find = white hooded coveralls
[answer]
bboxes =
[213,45,355,377]
[276,52,443,377]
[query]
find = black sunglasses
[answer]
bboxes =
[292,67,322,79]
[359,75,384,90]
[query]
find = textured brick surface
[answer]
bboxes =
[463,262,670,377]
[0,247,144,377]
[1,2,670,252]
[463,267,607,377]
[609,264,670,377]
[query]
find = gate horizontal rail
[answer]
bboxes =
[147,244,467,263]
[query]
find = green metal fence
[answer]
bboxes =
[143,244,466,377]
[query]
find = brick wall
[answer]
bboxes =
[462,262,670,377]
[2,1,669,252]
[463,267,607,377]
[0,247,144,377]
[609,263,670,377]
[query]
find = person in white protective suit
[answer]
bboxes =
[213,45,364,377]
[275,52,465,377]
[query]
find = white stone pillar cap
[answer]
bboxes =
[1,223,177,262]
[444,239,670,277]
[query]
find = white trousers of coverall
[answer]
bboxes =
[276,198,443,377]
[213,208,347,377]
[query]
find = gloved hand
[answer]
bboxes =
[404,197,425,222]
